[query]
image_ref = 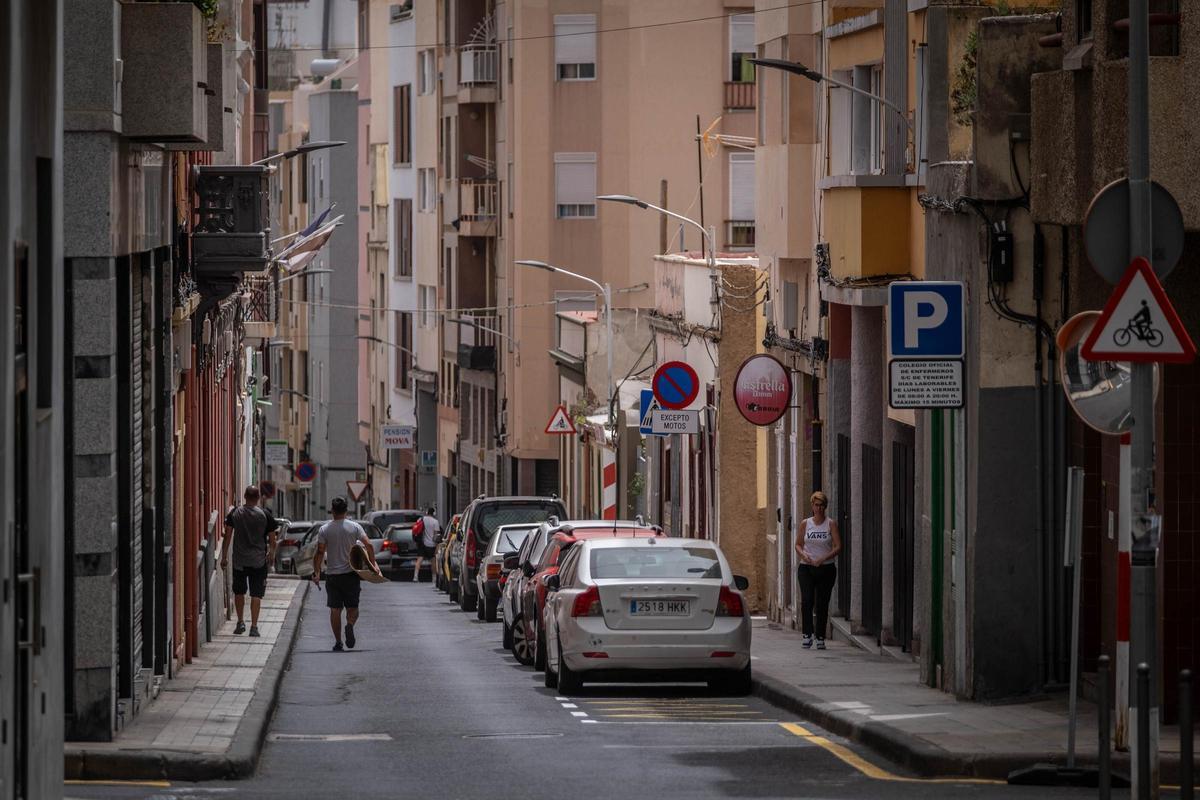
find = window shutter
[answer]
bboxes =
[729,14,755,55]
[554,152,597,205]
[554,14,596,65]
[728,152,755,221]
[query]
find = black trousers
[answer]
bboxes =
[797,563,837,638]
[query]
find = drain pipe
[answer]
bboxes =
[1033,231,1049,689]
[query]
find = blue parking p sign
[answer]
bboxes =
[889,282,965,359]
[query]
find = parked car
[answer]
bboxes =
[474,523,539,622]
[381,522,430,579]
[275,521,314,574]
[540,537,752,695]
[433,514,457,592]
[501,525,554,662]
[435,515,464,600]
[520,521,663,671]
[367,510,424,579]
[455,496,567,614]
[292,519,382,578]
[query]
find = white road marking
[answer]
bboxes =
[554,696,568,701]
[583,720,783,726]
[268,733,392,742]
[570,711,589,717]
[869,712,948,722]
[561,703,578,708]
[581,719,598,724]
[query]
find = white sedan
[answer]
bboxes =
[541,537,752,695]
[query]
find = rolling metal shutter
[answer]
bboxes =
[131,263,145,674]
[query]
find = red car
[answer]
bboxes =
[519,521,663,671]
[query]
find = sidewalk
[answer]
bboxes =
[65,578,307,781]
[750,618,1184,782]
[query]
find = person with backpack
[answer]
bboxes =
[410,507,440,582]
[221,484,280,637]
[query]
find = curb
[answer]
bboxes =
[752,672,1184,783]
[65,581,309,782]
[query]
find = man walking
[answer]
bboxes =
[221,484,279,637]
[312,496,380,651]
[412,506,440,582]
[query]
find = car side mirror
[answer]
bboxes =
[503,554,519,571]
[543,574,560,591]
[734,575,749,591]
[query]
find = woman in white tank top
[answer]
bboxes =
[794,491,842,649]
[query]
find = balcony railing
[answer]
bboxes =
[459,44,498,86]
[459,179,498,222]
[724,81,756,110]
[455,312,498,371]
[725,220,756,250]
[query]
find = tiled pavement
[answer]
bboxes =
[65,578,305,779]
[750,617,1184,780]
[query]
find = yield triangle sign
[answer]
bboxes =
[1081,257,1196,364]
[545,404,576,435]
[345,480,368,502]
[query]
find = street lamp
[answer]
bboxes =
[596,194,719,310]
[749,58,913,136]
[252,139,346,168]
[516,259,614,431]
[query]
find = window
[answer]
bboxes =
[870,66,883,173]
[396,311,413,391]
[554,14,596,80]
[728,152,755,222]
[418,168,436,212]
[507,160,514,218]
[554,152,596,219]
[418,49,436,95]
[729,14,755,82]
[829,70,853,175]
[393,84,412,164]
[395,198,412,277]
[418,284,437,328]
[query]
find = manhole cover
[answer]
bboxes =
[461,732,564,740]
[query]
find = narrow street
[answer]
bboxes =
[66,580,1104,800]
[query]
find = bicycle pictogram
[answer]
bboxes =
[1113,300,1164,347]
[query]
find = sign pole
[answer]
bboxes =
[1127,0,1158,789]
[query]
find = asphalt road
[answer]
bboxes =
[66,579,1138,799]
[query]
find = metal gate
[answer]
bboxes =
[117,256,145,699]
[892,441,915,651]
[835,434,851,617]
[862,444,883,639]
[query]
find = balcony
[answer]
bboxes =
[241,269,278,343]
[192,165,271,284]
[456,313,498,372]
[458,179,498,237]
[724,81,756,111]
[458,45,498,104]
[725,220,756,251]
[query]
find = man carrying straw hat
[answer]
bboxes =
[312,496,381,651]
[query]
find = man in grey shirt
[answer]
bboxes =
[312,496,380,651]
[221,484,279,637]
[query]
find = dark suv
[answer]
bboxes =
[455,495,567,613]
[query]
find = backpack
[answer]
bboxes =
[412,518,425,543]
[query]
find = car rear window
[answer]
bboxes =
[590,546,724,580]
[495,527,535,553]
[370,511,423,529]
[287,524,313,535]
[475,502,564,543]
[350,521,384,540]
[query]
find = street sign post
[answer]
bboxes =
[380,424,415,449]
[1080,257,1196,364]
[545,404,576,435]
[887,281,966,409]
[650,408,700,435]
[265,440,289,466]
[639,389,665,437]
[294,460,317,484]
[346,480,368,502]
[1084,179,1184,283]
[652,361,700,409]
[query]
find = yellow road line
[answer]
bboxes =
[64,780,172,787]
[778,723,1005,785]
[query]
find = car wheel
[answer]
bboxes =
[543,650,557,688]
[709,664,753,696]
[476,597,485,620]
[459,587,477,613]
[533,629,546,672]
[557,641,583,694]
[448,580,459,602]
[502,619,513,649]
[511,616,532,665]
[484,595,499,623]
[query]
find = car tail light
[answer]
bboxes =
[582,652,609,659]
[281,538,299,548]
[716,585,744,617]
[465,529,477,569]
[571,585,602,617]
[710,651,736,658]
[485,563,501,580]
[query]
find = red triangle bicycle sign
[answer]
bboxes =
[545,404,576,435]
[1081,257,1196,364]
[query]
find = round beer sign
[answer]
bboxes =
[734,354,791,426]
